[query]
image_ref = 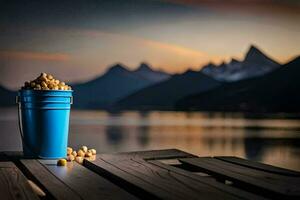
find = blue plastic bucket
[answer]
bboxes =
[17,89,73,159]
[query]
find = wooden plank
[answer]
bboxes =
[84,153,254,200]
[0,162,39,200]
[149,160,267,200]
[123,148,197,160]
[180,157,300,199]
[39,159,137,200]
[2,149,195,160]
[216,156,300,177]
[20,159,81,200]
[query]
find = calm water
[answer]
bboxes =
[1,108,300,171]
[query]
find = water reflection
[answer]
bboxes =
[106,126,124,145]
[0,108,299,171]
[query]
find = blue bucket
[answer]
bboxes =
[17,89,73,159]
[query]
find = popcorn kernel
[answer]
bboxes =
[22,73,71,91]
[72,151,77,157]
[81,146,88,153]
[77,150,85,157]
[85,151,92,157]
[75,156,83,164]
[67,155,75,162]
[67,147,73,155]
[57,159,67,166]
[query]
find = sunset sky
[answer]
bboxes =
[0,0,299,89]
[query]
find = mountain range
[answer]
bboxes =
[115,45,285,110]
[201,45,280,81]
[0,45,298,113]
[71,63,170,108]
[176,56,300,112]
[0,63,170,108]
[115,70,221,110]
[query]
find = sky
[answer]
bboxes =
[0,0,299,89]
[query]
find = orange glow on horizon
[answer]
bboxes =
[75,28,207,57]
[0,51,71,62]
[141,40,206,57]
[59,28,213,72]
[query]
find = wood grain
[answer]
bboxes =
[85,152,252,200]
[180,157,300,199]
[39,159,137,200]
[0,162,39,200]
[3,149,299,200]
[20,159,80,200]
[216,156,300,177]
[123,148,197,160]
[149,160,267,200]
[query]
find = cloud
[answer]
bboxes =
[71,28,210,71]
[0,51,71,62]
[140,39,206,57]
[72,29,207,57]
[0,27,212,74]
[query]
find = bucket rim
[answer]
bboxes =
[18,90,73,102]
[19,89,73,97]
[19,89,73,92]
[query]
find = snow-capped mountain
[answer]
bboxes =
[201,45,280,81]
[177,56,300,112]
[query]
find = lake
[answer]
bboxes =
[1,108,300,171]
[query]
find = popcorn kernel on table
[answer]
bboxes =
[85,151,92,157]
[67,147,73,155]
[89,149,96,155]
[75,156,84,164]
[67,155,75,162]
[65,146,97,164]
[57,159,67,166]
[81,146,88,153]
[77,149,85,157]
[71,151,77,157]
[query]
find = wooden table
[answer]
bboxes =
[0,149,299,200]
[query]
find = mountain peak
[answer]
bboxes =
[245,45,268,61]
[204,62,216,68]
[108,63,129,73]
[248,44,260,52]
[136,62,152,71]
[133,62,170,82]
[183,69,197,74]
[244,44,279,66]
[218,62,227,67]
[230,58,240,64]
